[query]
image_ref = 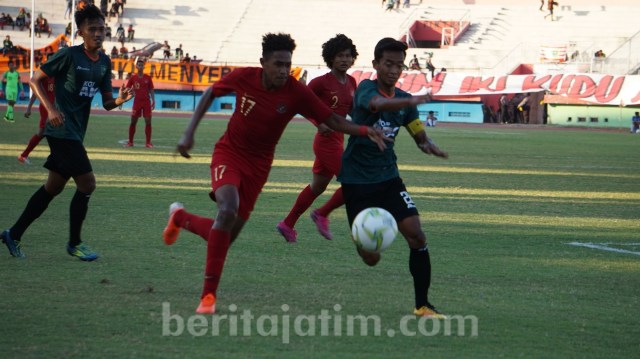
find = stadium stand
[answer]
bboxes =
[1,0,638,74]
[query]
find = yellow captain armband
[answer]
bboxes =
[406,119,425,136]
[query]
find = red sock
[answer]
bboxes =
[145,124,152,144]
[202,229,231,297]
[284,185,319,228]
[21,134,44,158]
[316,187,344,217]
[174,210,214,240]
[128,124,136,143]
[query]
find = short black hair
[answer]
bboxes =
[262,33,296,59]
[75,4,104,28]
[321,34,358,68]
[374,37,407,61]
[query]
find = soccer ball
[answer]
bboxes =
[351,207,398,253]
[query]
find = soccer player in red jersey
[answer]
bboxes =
[124,58,155,147]
[276,34,358,242]
[19,71,55,165]
[162,33,390,314]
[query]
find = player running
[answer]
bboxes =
[338,38,448,318]
[162,33,390,314]
[276,34,358,242]
[124,58,155,148]
[1,5,134,260]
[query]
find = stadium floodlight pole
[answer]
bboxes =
[29,0,36,99]
[71,0,77,46]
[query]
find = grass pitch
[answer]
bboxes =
[0,111,639,358]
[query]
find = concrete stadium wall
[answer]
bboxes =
[547,104,638,129]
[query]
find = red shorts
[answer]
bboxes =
[312,131,343,178]
[132,102,152,119]
[38,104,48,129]
[209,151,271,221]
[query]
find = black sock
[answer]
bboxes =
[10,186,55,241]
[69,190,91,247]
[409,246,431,309]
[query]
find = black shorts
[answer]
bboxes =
[44,136,93,179]
[342,177,419,226]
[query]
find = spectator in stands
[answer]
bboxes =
[409,54,421,70]
[65,0,73,19]
[163,40,171,60]
[25,13,31,36]
[35,14,50,38]
[15,8,26,30]
[631,112,640,134]
[544,0,558,21]
[65,22,72,37]
[175,44,184,60]
[192,55,200,63]
[127,24,134,42]
[1,13,15,30]
[385,0,395,12]
[105,25,112,41]
[110,45,119,58]
[116,23,125,44]
[120,45,129,59]
[594,50,606,58]
[182,53,191,63]
[2,35,14,55]
[539,0,545,11]
[403,0,410,8]
[425,52,435,80]
[426,111,437,127]
[117,0,125,17]
[109,1,120,22]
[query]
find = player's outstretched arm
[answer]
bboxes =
[371,93,432,112]
[103,84,134,111]
[413,130,448,159]
[177,86,215,158]
[323,112,392,151]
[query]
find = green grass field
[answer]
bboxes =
[1,112,639,358]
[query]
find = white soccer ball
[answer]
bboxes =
[351,207,398,253]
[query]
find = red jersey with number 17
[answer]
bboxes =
[210,67,333,165]
[126,74,154,105]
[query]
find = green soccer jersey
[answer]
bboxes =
[2,70,22,92]
[338,79,420,184]
[3,70,23,102]
[40,45,112,142]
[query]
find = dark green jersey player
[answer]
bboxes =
[41,45,112,142]
[338,37,449,318]
[1,4,133,261]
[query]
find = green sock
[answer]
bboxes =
[7,105,14,120]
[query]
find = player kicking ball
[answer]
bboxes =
[338,38,448,318]
[162,33,390,314]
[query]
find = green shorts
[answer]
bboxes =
[5,89,17,102]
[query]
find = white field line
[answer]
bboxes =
[567,242,640,256]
